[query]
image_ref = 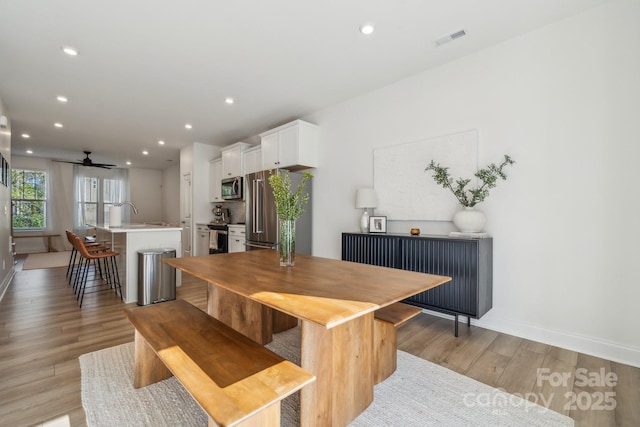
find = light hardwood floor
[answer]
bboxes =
[1,256,638,426]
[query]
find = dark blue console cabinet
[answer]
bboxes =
[341,232,493,336]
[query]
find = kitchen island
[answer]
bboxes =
[93,223,182,303]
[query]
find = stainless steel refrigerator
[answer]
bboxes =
[245,169,312,254]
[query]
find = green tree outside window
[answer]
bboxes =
[11,169,47,229]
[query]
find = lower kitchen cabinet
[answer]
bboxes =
[341,232,493,336]
[228,225,246,253]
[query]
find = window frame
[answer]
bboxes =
[11,168,48,230]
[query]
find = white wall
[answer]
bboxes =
[129,168,163,223]
[0,96,13,300]
[162,163,180,225]
[305,0,640,367]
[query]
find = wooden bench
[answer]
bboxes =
[373,302,422,384]
[124,299,315,427]
[13,233,60,252]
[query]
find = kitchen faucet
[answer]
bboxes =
[115,201,139,215]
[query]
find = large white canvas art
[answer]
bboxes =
[373,129,478,221]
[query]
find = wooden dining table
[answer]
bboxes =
[164,250,451,427]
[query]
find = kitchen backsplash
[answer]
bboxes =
[213,201,246,224]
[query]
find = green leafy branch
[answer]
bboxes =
[268,171,313,220]
[425,155,515,207]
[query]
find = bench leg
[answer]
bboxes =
[207,403,280,427]
[133,330,173,388]
[373,319,398,384]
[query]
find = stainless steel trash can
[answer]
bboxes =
[137,248,176,305]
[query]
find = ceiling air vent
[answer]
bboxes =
[435,29,466,47]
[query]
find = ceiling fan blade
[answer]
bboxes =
[53,153,117,168]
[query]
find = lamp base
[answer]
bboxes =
[360,210,370,233]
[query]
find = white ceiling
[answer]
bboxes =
[0,0,608,169]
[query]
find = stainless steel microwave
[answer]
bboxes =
[221,176,243,200]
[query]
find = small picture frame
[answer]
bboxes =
[369,216,387,233]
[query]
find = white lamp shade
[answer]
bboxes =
[355,188,378,209]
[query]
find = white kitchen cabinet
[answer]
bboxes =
[221,142,251,178]
[209,158,223,202]
[228,225,246,253]
[242,145,262,175]
[260,120,318,170]
[196,224,211,257]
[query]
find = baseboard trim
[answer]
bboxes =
[0,266,16,303]
[420,308,640,368]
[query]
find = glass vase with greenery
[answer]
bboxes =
[268,170,313,266]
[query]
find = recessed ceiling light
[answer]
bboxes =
[21,133,30,139]
[225,97,234,105]
[57,96,68,102]
[184,123,192,130]
[54,122,63,128]
[359,23,375,35]
[142,150,149,155]
[126,161,132,165]
[62,46,78,56]
[26,149,33,154]
[158,140,165,145]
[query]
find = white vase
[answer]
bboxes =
[109,206,122,227]
[452,207,486,233]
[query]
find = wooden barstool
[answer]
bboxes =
[71,234,122,308]
[65,230,108,288]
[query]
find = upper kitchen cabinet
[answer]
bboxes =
[260,120,318,171]
[242,145,262,175]
[221,142,251,178]
[209,158,223,203]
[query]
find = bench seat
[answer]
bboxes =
[374,302,422,384]
[124,299,315,427]
[13,233,60,252]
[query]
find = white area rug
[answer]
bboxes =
[80,327,574,427]
[22,251,72,270]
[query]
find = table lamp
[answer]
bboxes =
[355,188,378,233]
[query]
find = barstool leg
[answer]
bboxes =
[110,256,122,299]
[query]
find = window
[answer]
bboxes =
[74,168,128,228]
[78,176,98,226]
[12,169,47,229]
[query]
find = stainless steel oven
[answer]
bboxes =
[207,224,228,254]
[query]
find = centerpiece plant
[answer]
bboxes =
[425,155,515,232]
[268,170,313,266]
[425,155,515,208]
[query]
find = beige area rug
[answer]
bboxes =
[22,251,72,270]
[80,326,574,427]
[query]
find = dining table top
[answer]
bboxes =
[164,250,451,329]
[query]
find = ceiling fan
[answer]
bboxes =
[59,151,117,169]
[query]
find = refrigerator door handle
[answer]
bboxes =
[255,178,264,234]
[252,180,257,234]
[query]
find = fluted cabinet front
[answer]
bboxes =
[341,233,492,320]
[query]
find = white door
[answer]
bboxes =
[181,173,192,257]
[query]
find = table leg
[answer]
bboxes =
[300,313,374,427]
[207,283,273,344]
